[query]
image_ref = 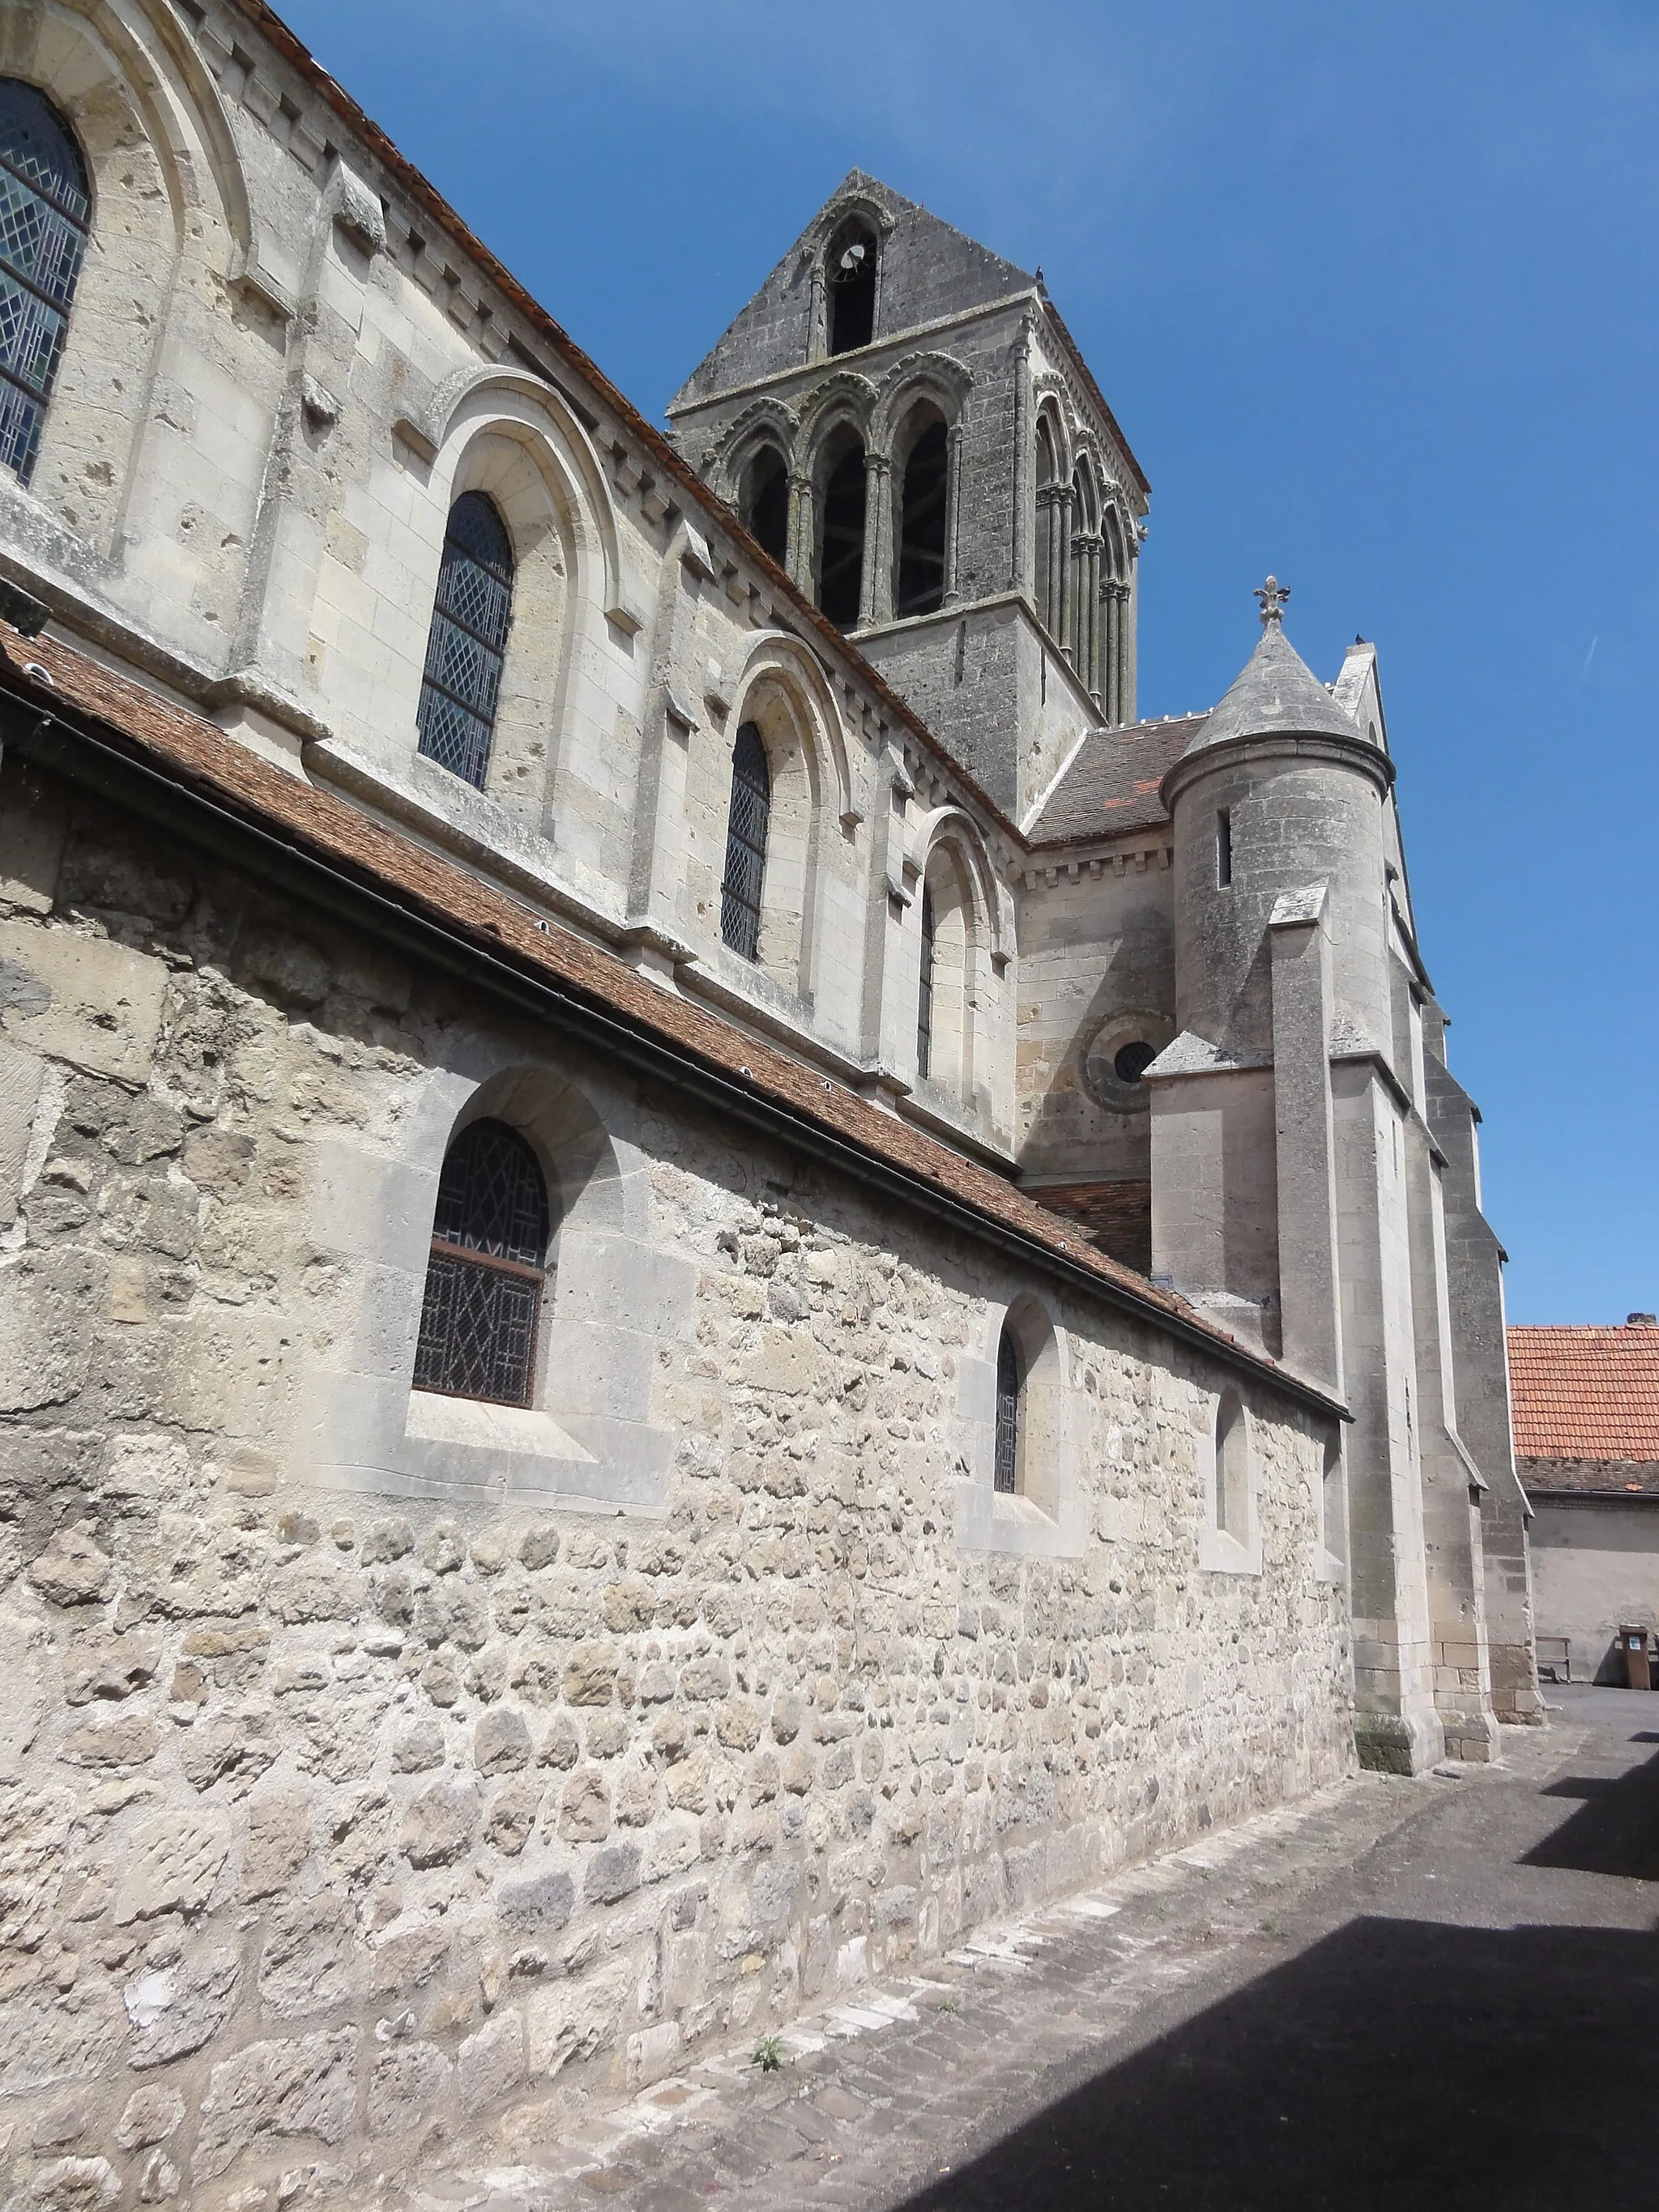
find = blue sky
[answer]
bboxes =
[281,0,1657,1323]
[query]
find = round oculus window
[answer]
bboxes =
[1081,1014,1171,1114]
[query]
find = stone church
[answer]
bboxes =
[0,0,1536,2194]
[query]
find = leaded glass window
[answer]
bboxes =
[0,81,90,486]
[916,881,936,1079]
[994,1326,1021,1494]
[413,1118,550,1408]
[416,491,514,791]
[720,721,770,962]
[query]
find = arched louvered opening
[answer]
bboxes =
[0,79,91,486]
[416,490,515,790]
[1069,460,1102,697]
[817,427,867,629]
[1034,411,1065,644]
[825,218,877,355]
[994,1325,1022,1495]
[895,408,949,619]
[916,880,936,1079]
[414,1118,551,1408]
[720,720,770,961]
[739,444,789,568]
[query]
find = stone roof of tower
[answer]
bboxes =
[1508,1322,1659,1484]
[670,172,1036,412]
[1176,620,1367,762]
[1028,715,1204,846]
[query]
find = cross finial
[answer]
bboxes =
[1254,575,1290,627]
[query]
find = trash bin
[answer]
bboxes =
[1619,1626,1652,1691]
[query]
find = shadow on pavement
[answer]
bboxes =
[893,1916,1659,2212]
[1524,1737,1659,1882]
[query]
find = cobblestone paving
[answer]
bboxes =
[397,1704,1640,2212]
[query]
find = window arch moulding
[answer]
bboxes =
[796,368,879,450]
[953,1295,1086,1557]
[80,0,256,275]
[0,9,254,566]
[710,395,800,500]
[394,364,642,637]
[731,629,856,828]
[304,1053,687,1515]
[908,804,1007,965]
[697,634,855,1010]
[870,351,973,454]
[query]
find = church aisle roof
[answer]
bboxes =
[0,621,1342,1418]
[1509,1320,1659,1480]
[1027,714,1203,846]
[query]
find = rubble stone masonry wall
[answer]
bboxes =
[0,765,1350,2203]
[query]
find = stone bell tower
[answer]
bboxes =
[1148,581,1499,1772]
[667,173,1149,821]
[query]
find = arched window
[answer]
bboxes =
[416,490,515,791]
[826,219,877,356]
[994,1325,1021,1494]
[916,880,936,1078]
[0,80,91,487]
[817,429,867,629]
[414,1118,550,1408]
[896,413,949,619]
[720,721,770,961]
[739,445,790,568]
[1216,1390,1248,1540]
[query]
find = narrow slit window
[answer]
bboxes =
[1217,808,1233,889]
[994,1325,1021,1494]
[916,880,936,1079]
[720,721,770,961]
[0,80,91,486]
[416,491,514,791]
[414,1119,550,1409]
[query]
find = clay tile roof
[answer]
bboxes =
[0,623,1341,1417]
[1027,715,1203,846]
[1508,1323,1659,1470]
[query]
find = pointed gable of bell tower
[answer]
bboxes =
[667,174,1151,819]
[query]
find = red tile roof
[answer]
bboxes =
[1508,1323,1659,1467]
[1027,715,1202,847]
[0,623,1341,1419]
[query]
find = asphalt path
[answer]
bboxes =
[893,1686,1659,2212]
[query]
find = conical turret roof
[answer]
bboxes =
[1178,597,1368,763]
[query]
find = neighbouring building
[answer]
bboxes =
[0,1,1532,2197]
[1512,1316,1659,1684]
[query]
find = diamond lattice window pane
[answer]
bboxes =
[0,82,87,488]
[416,493,514,789]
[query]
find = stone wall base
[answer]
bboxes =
[1353,1707,1444,1775]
